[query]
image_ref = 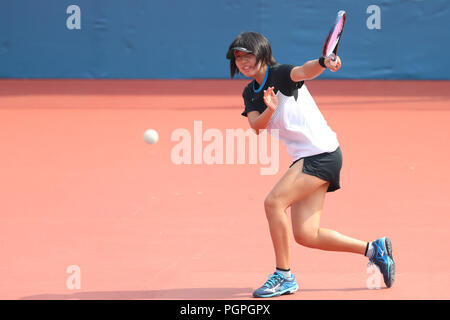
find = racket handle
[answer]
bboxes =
[328,54,338,68]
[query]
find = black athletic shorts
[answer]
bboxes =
[289,146,343,192]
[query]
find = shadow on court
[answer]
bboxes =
[19,286,377,300]
[19,287,254,300]
[300,287,384,292]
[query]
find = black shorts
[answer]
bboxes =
[289,147,343,192]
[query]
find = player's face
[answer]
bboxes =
[234,51,260,77]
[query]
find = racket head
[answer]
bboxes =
[322,10,346,58]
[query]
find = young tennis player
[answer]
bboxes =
[226,32,395,298]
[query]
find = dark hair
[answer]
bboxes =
[226,32,276,78]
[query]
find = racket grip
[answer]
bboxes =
[328,54,338,68]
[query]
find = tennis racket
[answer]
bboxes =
[322,10,346,64]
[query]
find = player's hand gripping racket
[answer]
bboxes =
[322,10,346,68]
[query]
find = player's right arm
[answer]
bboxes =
[290,59,326,81]
[290,56,341,82]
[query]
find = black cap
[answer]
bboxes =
[226,47,253,59]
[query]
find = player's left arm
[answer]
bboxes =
[290,56,341,82]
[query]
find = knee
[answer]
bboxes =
[264,194,275,211]
[294,229,318,248]
[264,194,282,217]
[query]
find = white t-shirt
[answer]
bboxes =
[241,63,339,160]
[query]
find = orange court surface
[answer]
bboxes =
[1,79,449,300]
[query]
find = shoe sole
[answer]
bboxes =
[383,237,396,288]
[253,284,299,298]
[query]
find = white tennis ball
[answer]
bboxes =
[144,129,159,144]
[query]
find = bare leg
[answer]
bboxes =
[264,159,329,270]
[291,183,367,255]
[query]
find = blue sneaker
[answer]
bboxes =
[368,237,396,288]
[253,272,299,298]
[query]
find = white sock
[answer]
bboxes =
[365,242,374,258]
[276,268,291,278]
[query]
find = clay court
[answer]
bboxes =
[1,79,449,300]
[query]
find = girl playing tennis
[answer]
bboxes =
[226,32,395,298]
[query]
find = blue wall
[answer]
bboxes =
[0,0,449,79]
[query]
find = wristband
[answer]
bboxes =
[318,56,326,68]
